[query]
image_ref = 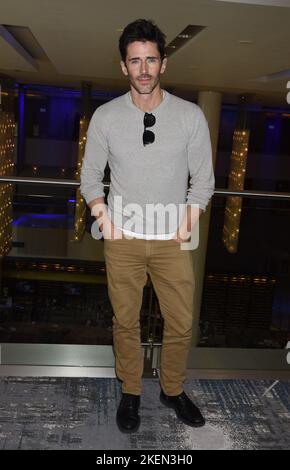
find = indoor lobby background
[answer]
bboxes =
[0,0,290,386]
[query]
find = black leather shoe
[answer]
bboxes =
[116,393,141,433]
[160,390,205,427]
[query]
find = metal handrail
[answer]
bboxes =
[1,176,290,199]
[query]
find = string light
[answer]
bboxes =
[72,115,88,242]
[223,129,250,254]
[0,110,15,257]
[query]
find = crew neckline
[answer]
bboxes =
[125,89,170,115]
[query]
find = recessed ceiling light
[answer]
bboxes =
[165,25,205,57]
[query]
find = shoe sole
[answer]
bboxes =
[160,395,205,428]
[116,417,141,434]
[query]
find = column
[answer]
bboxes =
[17,85,26,175]
[191,91,221,345]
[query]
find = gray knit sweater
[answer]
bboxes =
[80,90,215,236]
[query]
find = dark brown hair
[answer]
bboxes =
[119,19,166,62]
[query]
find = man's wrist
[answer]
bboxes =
[91,202,107,218]
[177,228,191,241]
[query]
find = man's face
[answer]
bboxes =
[120,41,167,94]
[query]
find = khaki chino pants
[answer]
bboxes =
[104,237,195,396]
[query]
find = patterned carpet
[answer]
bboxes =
[0,377,289,450]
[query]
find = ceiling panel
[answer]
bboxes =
[0,0,290,103]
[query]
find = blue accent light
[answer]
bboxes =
[263,115,281,154]
[12,213,74,229]
[19,83,121,100]
[12,215,28,226]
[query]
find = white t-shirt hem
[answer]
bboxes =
[119,228,176,240]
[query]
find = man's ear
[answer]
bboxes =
[160,57,167,74]
[120,61,128,76]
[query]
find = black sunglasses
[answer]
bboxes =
[143,113,156,146]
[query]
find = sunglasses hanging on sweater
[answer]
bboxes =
[143,113,156,146]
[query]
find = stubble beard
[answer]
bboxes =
[130,75,161,95]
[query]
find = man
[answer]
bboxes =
[80,19,215,433]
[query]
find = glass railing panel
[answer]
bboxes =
[1,183,289,356]
[199,193,290,349]
[0,182,159,347]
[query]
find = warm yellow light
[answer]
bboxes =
[223,128,249,254]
